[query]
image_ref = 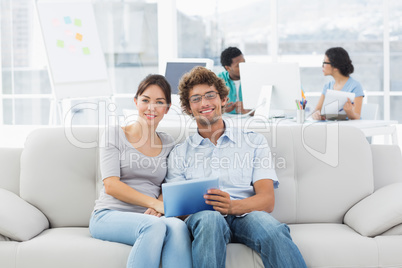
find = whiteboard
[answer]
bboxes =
[36,1,112,99]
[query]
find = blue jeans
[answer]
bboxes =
[89,209,192,268]
[186,210,306,268]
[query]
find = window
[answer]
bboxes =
[1,0,158,125]
[390,0,402,122]
[1,0,401,125]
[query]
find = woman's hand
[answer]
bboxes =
[152,200,165,215]
[312,110,324,120]
[343,98,354,114]
[144,208,162,217]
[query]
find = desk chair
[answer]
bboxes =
[361,103,379,144]
[361,103,379,120]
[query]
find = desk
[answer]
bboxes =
[335,120,398,145]
[219,115,399,145]
[124,111,399,145]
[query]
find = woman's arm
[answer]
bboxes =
[104,176,164,214]
[344,96,363,120]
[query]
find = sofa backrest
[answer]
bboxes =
[158,123,375,224]
[20,127,100,228]
[18,123,375,227]
[266,124,373,224]
[0,147,23,195]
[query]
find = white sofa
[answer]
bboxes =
[1,124,402,268]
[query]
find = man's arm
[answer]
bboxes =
[204,179,275,215]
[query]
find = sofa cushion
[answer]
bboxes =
[16,228,131,268]
[344,183,402,237]
[289,223,378,268]
[374,235,402,267]
[0,241,19,268]
[0,188,49,241]
[381,223,402,236]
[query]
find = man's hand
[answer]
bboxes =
[144,208,162,217]
[204,189,232,215]
[225,102,236,113]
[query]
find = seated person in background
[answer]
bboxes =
[218,46,252,115]
[312,47,364,120]
[90,74,192,268]
[167,66,307,268]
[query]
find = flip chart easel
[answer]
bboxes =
[36,0,112,124]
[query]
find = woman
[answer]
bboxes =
[312,47,364,120]
[90,74,192,268]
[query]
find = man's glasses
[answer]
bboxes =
[322,61,331,67]
[189,91,218,103]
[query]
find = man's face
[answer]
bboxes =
[188,84,227,126]
[224,54,245,81]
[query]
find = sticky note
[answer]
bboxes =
[52,18,60,27]
[75,33,83,41]
[65,30,73,36]
[64,16,72,24]
[82,47,90,55]
[74,19,82,27]
[68,45,76,53]
[56,40,64,48]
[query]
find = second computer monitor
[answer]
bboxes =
[240,62,302,116]
[164,58,214,94]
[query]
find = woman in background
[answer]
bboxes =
[312,47,364,120]
[89,74,192,268]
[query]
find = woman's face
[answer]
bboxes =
[322,55,333,76]
[134,85,170,127]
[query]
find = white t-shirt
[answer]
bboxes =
[233,80,241,101]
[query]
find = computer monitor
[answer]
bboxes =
[239,62,302,117]
[163,58,214,94]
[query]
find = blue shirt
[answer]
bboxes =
[166,124,278,201]
[218,71,243,114]
[322,76,364,97]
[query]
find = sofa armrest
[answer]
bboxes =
[0,188,49,241]
[344,182,402,237]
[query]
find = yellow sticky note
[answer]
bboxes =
[56,40,64,48]
[82,47,90,55]
[75,33,83,41]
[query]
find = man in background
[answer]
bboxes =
[218,46,251,115]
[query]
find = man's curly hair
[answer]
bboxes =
[178,66,229,116]
[220,47,242,67]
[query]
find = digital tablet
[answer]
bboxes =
[321,90,355,120]
[162,178,219,217]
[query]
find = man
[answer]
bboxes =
[166,66,307,268]
[218,46,250,114]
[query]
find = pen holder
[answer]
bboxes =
[296,110,305,124]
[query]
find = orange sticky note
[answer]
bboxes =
[75,33,83,41]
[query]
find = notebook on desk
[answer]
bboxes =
[162,178,219,217]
